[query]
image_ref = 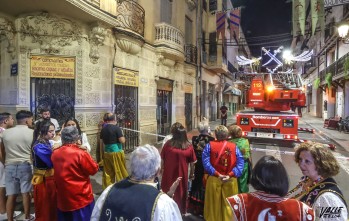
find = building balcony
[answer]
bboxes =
[319,51,349,85]
[184,44,197,64]
[154,23,185,62]
[202,52,228,73]
[113,0,145,37]
[303,57,317,77]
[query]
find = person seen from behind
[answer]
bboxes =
[100,112,128,189]
[188,118,214,216]
[287,142,348,220]
[0,110,34,221]
[228,125,252,193]
[227,155,314,221]
[51,126,98,221]
[91,144,183,221]
[0,113,21,220]
[161,122,196,215]
[202,125,244,221]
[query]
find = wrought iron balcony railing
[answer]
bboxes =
[115,0,145,36]
[319,51,349,82]
[184,44,197,64]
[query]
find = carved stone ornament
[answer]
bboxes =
[115,32,143,55]
[18,12,83,54]
[0,17,16,59]
[187,0,197,11]
[157,53,175,67]
[89,24,107,64]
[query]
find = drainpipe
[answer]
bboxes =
[196,0,203,122]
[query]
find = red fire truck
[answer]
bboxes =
[236,72,306,140]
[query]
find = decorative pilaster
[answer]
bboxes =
[89,23,107,64]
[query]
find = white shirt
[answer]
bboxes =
[313,192,348,221]
[91,183,182,221]
[50,132,91,152]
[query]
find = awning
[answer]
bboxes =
[231,87,241,96]
[223,83,241,96]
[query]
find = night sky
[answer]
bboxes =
[232,0,293,57]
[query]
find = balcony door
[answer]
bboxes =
[160,0,172,23]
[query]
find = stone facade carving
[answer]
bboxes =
[75,113,84,128]
[0,17,16,59]
[187,0,196,11]
[86,66,101,78]
[18,51,28,105]
[85,113,102,127]
[89,23,107,64]
[85,93,101,104]
[18,12,83,54]
[115,33,143,55]
[87,134,98,159]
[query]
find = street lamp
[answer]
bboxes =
[337,22,349,42]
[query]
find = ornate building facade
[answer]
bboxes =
[0,0,241,157]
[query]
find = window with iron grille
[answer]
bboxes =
[209,0,217,12]
[30,78,75,127]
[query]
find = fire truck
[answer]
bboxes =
[236,72,306,140]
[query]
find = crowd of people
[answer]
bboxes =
[0,108,348,221]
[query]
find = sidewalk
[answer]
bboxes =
[187,113,349,152]
[300,113,349,152]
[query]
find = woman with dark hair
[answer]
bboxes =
[161,122,197,215]
[31,120,57,221]
[63,117,91,152]
[227,155,314,221]
[287,142,348,220]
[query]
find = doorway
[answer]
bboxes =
[114,85,139,152]
[157,89,172,141]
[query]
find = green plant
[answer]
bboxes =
[314,78,320,89]
[325,72,332,88]
[345,57,349,79]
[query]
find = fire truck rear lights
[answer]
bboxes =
[284,135,298,140]
[242,132,248,136]
[252,93,261,96]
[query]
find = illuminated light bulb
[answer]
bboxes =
[266,86,274,92]
[338,23,349,38]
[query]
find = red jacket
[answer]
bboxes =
[51,144,98,211]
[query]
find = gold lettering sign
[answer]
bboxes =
[30,56,75,79]
[183,84,193,93]
[114,68,139,87]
